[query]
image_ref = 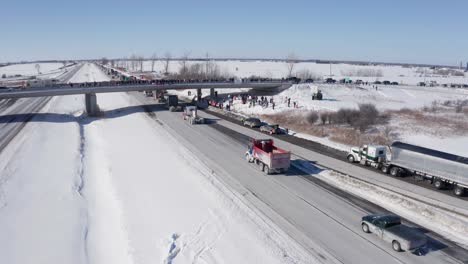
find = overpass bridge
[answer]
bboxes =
[0,81,290,115]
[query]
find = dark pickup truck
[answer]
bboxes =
[361,214,427,252]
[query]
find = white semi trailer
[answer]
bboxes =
[347,141,468,196]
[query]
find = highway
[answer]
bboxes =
[0,64,82,154]
[0,62,466,263]
[130,92,467,264]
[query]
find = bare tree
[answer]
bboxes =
[35,64,41,74]
[163,52,171,75]
[137,56,144,72]
[306,111,319,125]
[205,52,210,79]
[150,53,157,72]
[178,51,191,78]
[286,52,298,77]
[130,54,137,71]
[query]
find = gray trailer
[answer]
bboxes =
[386,142,468,196]
[347,141,468,196]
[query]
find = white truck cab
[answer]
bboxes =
[348,145,387,168]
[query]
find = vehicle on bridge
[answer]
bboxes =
[245,139,291,175]
[361,214,427,253]
[182,106,205,125]
[347,142,468,196]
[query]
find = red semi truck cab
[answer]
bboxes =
[245,139,291,174]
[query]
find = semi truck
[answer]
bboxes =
[347,141,468,196]
[165,95,182,112]
[245,139,291,175]
[182,106,205,125]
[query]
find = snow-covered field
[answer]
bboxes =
[0,62,70,79]
[119,59,468,86]
[232,84,468,113]
[0,66,308,263]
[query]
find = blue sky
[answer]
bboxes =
[1,0,467,65]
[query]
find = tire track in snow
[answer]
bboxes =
[76,118,90,264]
[81,121,135,264]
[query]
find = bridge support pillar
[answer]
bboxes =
[197,88,202,101]
[210,88,215,98]
[85,93,99,116]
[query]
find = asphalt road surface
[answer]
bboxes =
[131,92,467,264]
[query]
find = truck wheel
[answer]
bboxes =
[434,179,445,190]
[390,166,400,177]
[361,223,370,233]
[392,241,402,252]
[347,155,355,163]
[454,185,465,196]
[264,165,270,175]
[381,166,389,174]
[245,154,252,163]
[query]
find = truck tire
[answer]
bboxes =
[264,165,270,175]
[390,166,400,177]
[392,240,402,252]
[245,154,252,163]
[169,106,175,112]
[381,166,389,174]
[347,155,355,163]
[361,223,370,233]
[454,185,465,196]
[434,179,445,190]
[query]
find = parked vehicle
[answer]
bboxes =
[260,124,281,135]
[361,214,427,252]
[286,77,301,84]
[382,80,391,85]
[245,139,291,174]
[182,106,205,125]
[311,85,323,100]
[418,82,426,87]
[347,141,468,196]
[165,95,182,112]
[304,78,314,83]
[325,78,336,84]
[355,79,363,85]
[144,90,153,97]
[391,82,399,85]
[243,117,262,128]
[374,81,382,85]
